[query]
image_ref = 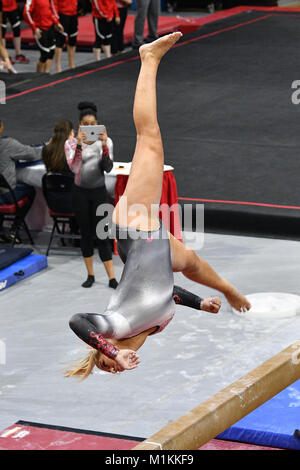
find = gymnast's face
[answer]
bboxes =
[96,354,124,374]
[80,115,98,126]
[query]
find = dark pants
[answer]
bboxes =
[111,7,128,54]
[72,184,112,261]
[133,0,160,48]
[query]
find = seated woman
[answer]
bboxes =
[42,120,79,235]
[0,119,40,240]
[42,120,75,176]
[66,33,251,378]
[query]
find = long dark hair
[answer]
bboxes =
[42,120,73,173]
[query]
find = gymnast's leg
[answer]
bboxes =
[113,32,182,230]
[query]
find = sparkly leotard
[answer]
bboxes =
[69,223,202,359]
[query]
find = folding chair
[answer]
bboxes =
[0,174,34,247]
[42,173,79,256]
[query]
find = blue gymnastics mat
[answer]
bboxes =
[217,379,300,450]
[0,254,47,291]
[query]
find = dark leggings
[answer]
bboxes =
[111,7,128,54]
[72,184,112,261]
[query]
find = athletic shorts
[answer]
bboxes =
[1,8,21,37]
[35,25,56,63]
[93,17,113,47]
[55,13,78,47]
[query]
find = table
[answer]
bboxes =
[16,161,182,239]
[114,163,182,240]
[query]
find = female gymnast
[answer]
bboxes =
[66,32,251,378]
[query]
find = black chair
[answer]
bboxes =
[0,174,34,247]
[42,173,80,256]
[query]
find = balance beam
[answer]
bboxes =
[133,341,300,450]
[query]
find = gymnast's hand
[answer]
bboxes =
[34,28,42,40]
[77,128,87,145]
[200,296,221,314]
[98,126,108,146]
[55,23,64,33]
[115,349,140,371]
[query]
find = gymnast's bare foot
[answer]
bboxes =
[139,32,183,62]
[224,286,251,312]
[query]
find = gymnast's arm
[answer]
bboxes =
[173,285,203,309]
[173,285,221,314]
[69,314,140,369]
[69,313,119,359]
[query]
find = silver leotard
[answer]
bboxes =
[88,222,175,339]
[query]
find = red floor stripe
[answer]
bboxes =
[173,13,273,49]
[178,197,300,210]
[4,13,274,102]
[4,56,139,102]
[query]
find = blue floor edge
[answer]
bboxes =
[217,427,300,450]
[0,254,48,291]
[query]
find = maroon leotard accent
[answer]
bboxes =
[89,331,119,359]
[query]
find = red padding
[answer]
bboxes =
[200,438,283,451]
[114,171,182,241]
[0,424,140,450]
[49,210,75,217]
[0,197,29,213]
[7,15,202,47]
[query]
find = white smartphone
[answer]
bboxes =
[80,125,105,142]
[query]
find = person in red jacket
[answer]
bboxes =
[52,0,78,73]
[91,0,120,60]
[1,0,30,63]
[23,0,64,72]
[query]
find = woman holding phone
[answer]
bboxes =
[64,101,118,289]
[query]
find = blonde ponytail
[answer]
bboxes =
[64,349,100,381]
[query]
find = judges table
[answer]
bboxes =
[16,161,182,239]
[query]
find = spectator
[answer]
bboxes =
[132,0,159,49]
[23,0,64,73]
[1,0,30,63]
[111,0,131,55]
[53,0,78,72]
[42,119,79,237]
[42,119,74,174]
[64,101,118,289]
[91,0,120,60]
[0,119,41,240]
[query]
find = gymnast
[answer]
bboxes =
[66,32,251,378]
